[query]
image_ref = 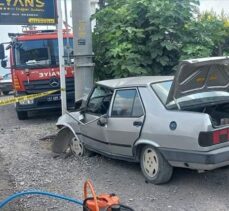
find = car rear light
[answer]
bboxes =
[199,128,229,147]
[13,75,21,89]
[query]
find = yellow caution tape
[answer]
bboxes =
[0,90,59,106]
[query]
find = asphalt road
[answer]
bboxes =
[0,96,229,210]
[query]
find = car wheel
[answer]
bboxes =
[3,91,9,95]
[17,111,28,120]
[70,135,84,156]
[140,145,173,184]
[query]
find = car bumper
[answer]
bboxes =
[160,146,229,170]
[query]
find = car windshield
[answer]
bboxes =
[13,38,73,69]
[152,81,229,108]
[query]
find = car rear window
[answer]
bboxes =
[152,81,229,108]
[151,81,172,105]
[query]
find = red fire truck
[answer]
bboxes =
[0,29,75,120]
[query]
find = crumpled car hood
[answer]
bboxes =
[166,57,229,104]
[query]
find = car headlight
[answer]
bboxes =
[19,99,34,105]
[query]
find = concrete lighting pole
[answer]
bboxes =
[64,0,71,65]
[57,0,67,114]
[72,0,94,101]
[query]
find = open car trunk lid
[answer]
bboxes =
[166,57,229,105]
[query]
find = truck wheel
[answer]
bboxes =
[3,91,9,95]
[140,145,173,184]
[53,127,90,157]
[17,111,28,120]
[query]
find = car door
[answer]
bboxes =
[104,88,145,157]
[79,85,113,153]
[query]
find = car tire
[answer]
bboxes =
[140,145,173,184]
[17,111,28,120]
[52,127,90,157]
[70,133,87,156]
[3,91,9,95]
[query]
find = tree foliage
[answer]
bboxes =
[93,0,229,79]
[181,11,229,59]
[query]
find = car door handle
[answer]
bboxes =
[133,121,143,127]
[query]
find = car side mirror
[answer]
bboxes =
[97,115,108,127]
[75,99,87,111]
[0,44,5,60]
[1,60,7,68]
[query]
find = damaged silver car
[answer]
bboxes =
[53,57,229,184]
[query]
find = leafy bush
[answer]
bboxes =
[181,11,229,59]
[93,0,229,79]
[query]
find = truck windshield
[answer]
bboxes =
[13,38,73,68]
[3,73,12,80]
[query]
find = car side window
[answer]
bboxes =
[87,86,113,115]
[111,89,144,117]
[132,93,144,117]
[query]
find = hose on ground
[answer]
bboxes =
[0,190,83,209]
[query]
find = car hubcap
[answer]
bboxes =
[143,148,159,177]
[70,136,83,156]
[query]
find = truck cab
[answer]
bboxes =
[0,29,75,120]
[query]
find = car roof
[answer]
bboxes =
[96,76,174,89]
